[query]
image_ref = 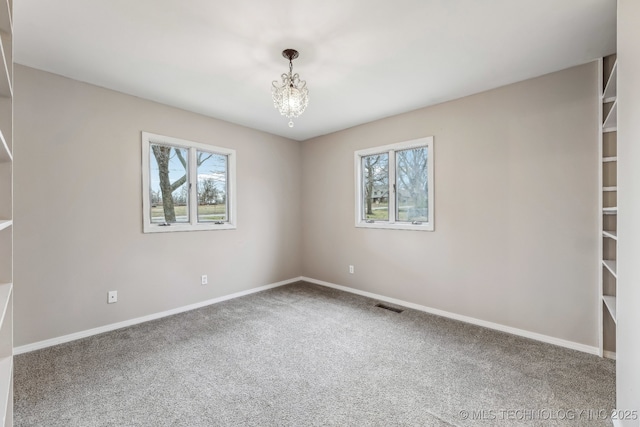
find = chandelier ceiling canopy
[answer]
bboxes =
[272,49,309,128]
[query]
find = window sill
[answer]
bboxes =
[355,221,434,231]
[143,223,237,233]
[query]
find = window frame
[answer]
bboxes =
[142,132,237,233]
[354,136,434,231]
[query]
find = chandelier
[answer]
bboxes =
[272,49,309,128]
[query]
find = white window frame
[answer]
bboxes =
[354,136,434,231]
[142,132,237,233]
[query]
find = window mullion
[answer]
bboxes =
[388,149,396,224]
[189,148,197,225]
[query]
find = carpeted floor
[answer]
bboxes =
[14,282,615,426]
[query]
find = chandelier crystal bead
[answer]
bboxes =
[272,49,309,128]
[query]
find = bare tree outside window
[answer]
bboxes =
[362,153,389,221]
[150,144,189,223]
[197,151,228,222]
[396,147,428,222]
[150,145,224,224]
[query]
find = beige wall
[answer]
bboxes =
[14,62,602,350]
[301,63,600,347]
[13,65,302,346]
[617,0,640,422]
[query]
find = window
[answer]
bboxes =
[355,137,434,231]
[142,132,236,233]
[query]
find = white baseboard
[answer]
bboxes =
[301,276,600,356]
[13,277,301,355]
[603,350,617,360]
[14,275,601,358]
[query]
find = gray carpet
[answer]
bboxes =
[14,282,615,426]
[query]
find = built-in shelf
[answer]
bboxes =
[603,100,618,132]
[603,295,617,324]
[599,54,618,360]
[603,259,617,278]
[603,61,618,102]
[0,0,12,422]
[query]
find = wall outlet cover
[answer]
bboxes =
[108,291,118,304]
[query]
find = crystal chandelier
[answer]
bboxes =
[272,49,309,128]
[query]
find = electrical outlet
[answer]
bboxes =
[108,290,118,304]
[349,265,354,274]
[201,275,208,285]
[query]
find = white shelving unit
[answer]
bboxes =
[599,54,617,359]
[0,0,11,424]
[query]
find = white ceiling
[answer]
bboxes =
[14,0,616,141]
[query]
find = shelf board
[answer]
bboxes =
[0,128,10,163]
[603,295,617,324]
[603,259,617,278]
[602,156,617,163]
[603,230,618,240]
[603,186,617,192]
[0,220,10,232]
[603,207,618,215]
[0,283,10,331]
[603,100,618,131]
[0,356,11,425]
[603,61,618,101]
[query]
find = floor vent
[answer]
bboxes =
[375,303,404,313]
